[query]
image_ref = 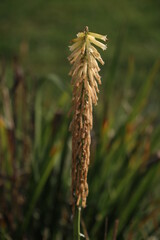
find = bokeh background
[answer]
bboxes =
[0,0,160,239]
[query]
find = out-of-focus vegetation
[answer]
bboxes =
[0,0,160,75]
[0,0,160,239]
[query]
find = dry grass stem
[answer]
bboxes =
[68,26,107,210]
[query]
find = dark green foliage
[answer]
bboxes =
[0,52,160,239]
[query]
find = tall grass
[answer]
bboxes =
[0,49,160,239]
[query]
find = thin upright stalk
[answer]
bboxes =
[69,27,107,239]
[74,206,81,240]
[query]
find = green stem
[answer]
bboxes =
[78,207,81,240]
[74,206,81,240]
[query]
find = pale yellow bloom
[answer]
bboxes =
[69,28,107,53]
[68,26,107,210]
[87,35,107,50]
[88,31,108,41]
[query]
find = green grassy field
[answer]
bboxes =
[0,0,160,77]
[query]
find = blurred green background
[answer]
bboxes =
[0,0,160,239]
[0,0,160,74]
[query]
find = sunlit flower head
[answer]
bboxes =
[68,26,107,210]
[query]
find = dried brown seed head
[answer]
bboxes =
[68,27,107,210]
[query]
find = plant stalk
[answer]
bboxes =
[74,206,81,240]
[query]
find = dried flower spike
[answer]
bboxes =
[68,26,107,210]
